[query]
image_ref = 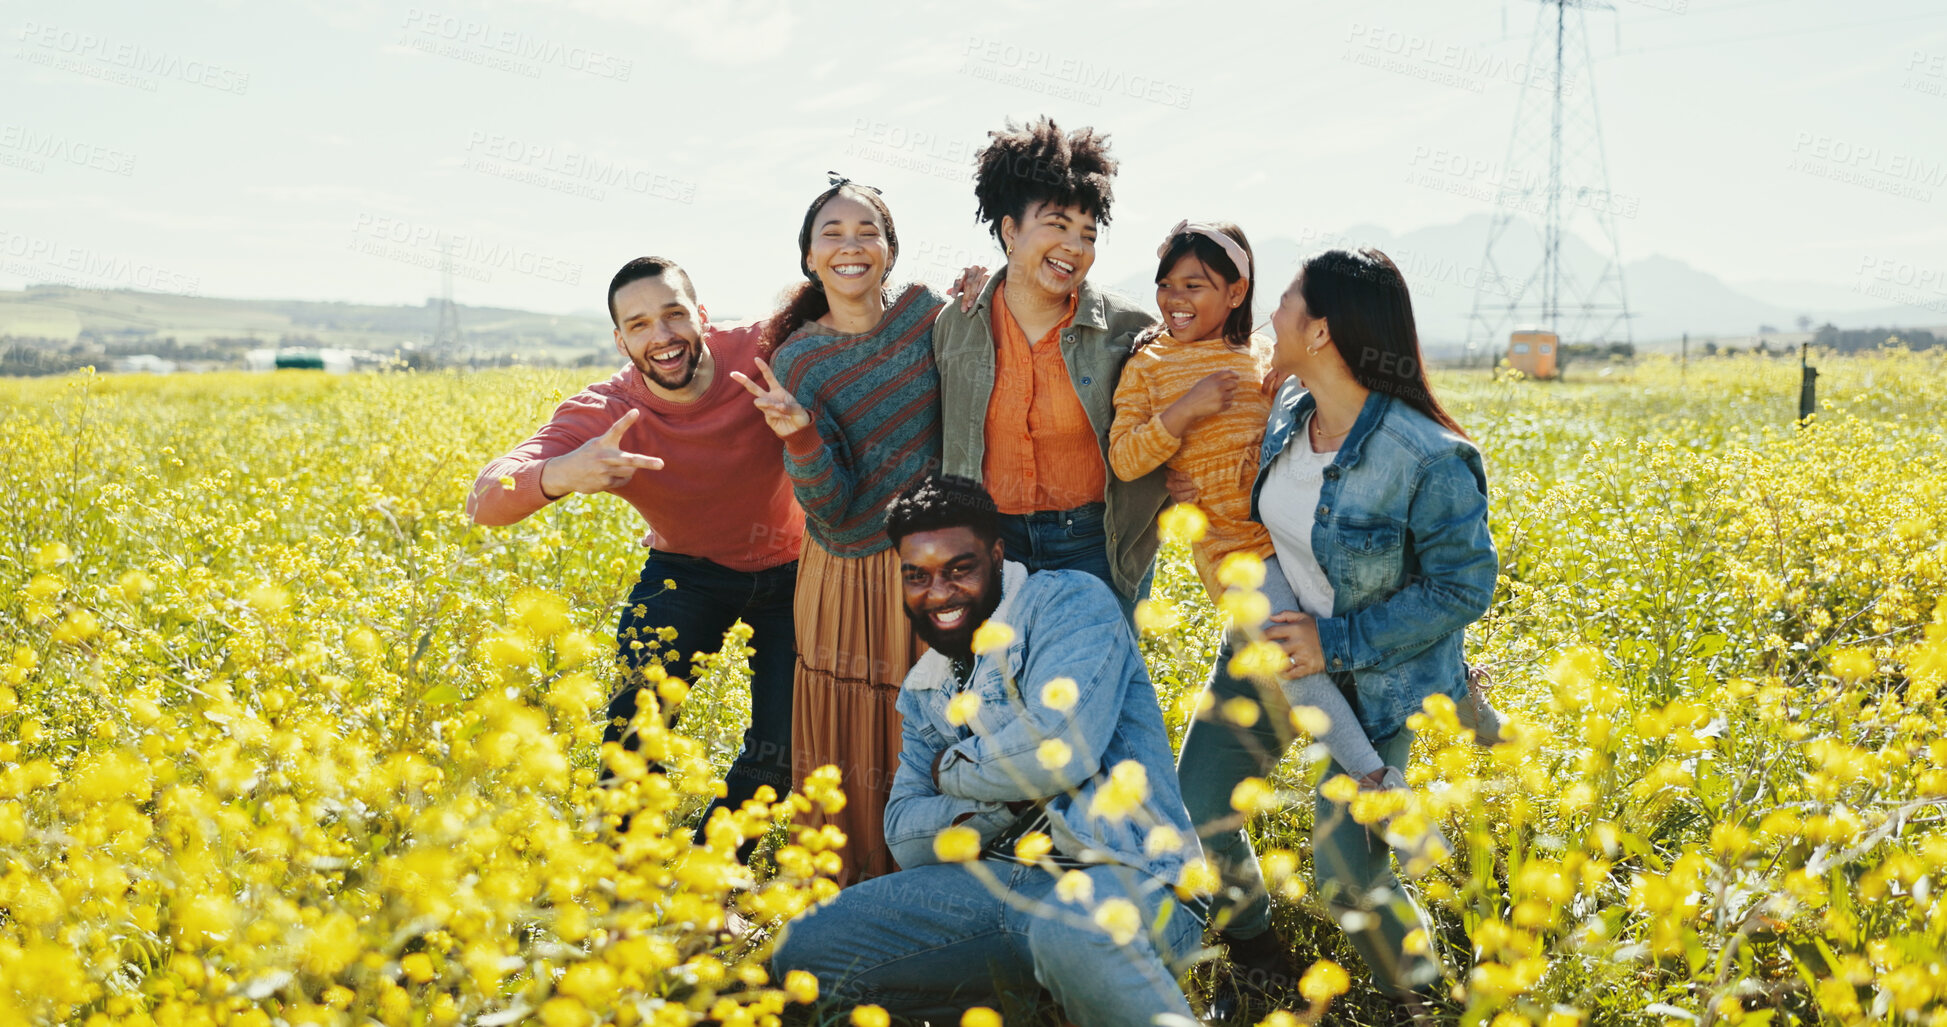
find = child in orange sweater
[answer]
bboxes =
[1108,221,1272,606]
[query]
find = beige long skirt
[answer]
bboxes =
[791,538,919,884]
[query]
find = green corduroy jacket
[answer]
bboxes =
[931,271,1170,600]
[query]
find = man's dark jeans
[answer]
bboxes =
[996,502,1153,626]
[610,551,796,844]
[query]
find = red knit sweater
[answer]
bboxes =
[466,323,804,571]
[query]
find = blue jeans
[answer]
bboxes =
[612,551,796,844]
[996,503,1153,625]
[772,859,1203,1027]
[1174,634,1439,998]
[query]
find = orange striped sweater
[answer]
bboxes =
[1108,333,1276,603]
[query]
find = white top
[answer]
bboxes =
[1257,414,1338,618]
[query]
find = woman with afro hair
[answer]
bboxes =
[932,116,1169,624]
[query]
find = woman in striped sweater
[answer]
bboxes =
[733,177,960,883]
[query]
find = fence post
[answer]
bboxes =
[1798,342,1818,423]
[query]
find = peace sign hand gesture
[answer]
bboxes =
[539,408,665,499]
[730,358,813,439]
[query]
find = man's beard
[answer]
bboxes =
[633,334,702,391]
[908,563,1005,663]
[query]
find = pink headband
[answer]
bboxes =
[1157,220,1250,283]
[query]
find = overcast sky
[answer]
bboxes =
[6,0,1945,325]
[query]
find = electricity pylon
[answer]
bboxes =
[1465,0,1633,362]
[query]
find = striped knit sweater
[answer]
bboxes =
[773,283,946,556]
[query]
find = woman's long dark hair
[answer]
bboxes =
[1138,222,1256,351]
[764,179,899,352]
[1300,247,1468,439]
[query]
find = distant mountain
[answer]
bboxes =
[1116,215,1945,348]
[0,285,614,358]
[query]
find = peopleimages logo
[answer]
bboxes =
[1786,132,1945,203]
[959,36,1195,110]
[1343,22,1576,96]
[13,21,250,95]
[844,120,979,185]
[0,125,137,177]
[399,8,632,81]
[1855,256,1947,315]
[0,230,201,294]
[347,214,583,286]
[1404,145,1641,219]
[462,131,696,204]
[1904,50,1945,100]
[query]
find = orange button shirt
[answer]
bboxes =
[982,285,1108,514]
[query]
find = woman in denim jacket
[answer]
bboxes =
[1176,248,1497,1018]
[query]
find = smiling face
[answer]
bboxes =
[899,526,1005,662]
[805,191,891,305]
[1000,201,1097,301]
[1270,271,1328,377]
[1157,252,1247,342]
[612,274,707,393]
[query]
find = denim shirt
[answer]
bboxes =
[1251,384,1497,744]
[884,561,1201,888]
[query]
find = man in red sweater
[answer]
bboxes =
[468,256,804,846]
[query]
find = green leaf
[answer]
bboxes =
[421,684,463,705]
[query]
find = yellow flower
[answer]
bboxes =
[1231,777,1279,815]
[1014,831,1054,862]
[1216,551,1266,591]
[1319,774,1361,805]
[1221,696,1261,727]
[1299,958,1350,1003]
[962,1008,1002,1027]
[1144,825,1183,857]
[1175,857,1220,898]
[1134,597,1182,636]
[540,999,592,1027]
[784,970,819,1004]
[1036,738,1073,770]
[1228,641,1288,681]
[499,474,517,491]
[1218,588,1271,627]
[1290,705,1332,736]
[946,690,983,726]
[933,825,982,863]
[1830,647,1876,682]
[972,619,1016,653]
[1088,760,1150,820]
[33,541,71,569]
[1055,869,1095,904]
[852,1005,891,1027]
[1040,677,1079,711]
[1158,503,1209,543]
[1546,647,1604,692]
[1093,898,1141,945]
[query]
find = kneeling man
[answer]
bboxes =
[773,475,1207,1027]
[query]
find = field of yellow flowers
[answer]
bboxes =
[2,351,1944,1026]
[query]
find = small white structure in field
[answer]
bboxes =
[114,355,178,374]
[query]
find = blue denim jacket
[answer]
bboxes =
[1251,384,1497,745]
[884,561,1201,888]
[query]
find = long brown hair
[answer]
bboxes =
[764,177,899,352]
[1299,247,1468,439]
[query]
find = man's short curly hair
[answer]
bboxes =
[971,116,1118,248]
[884,475,1001,548]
